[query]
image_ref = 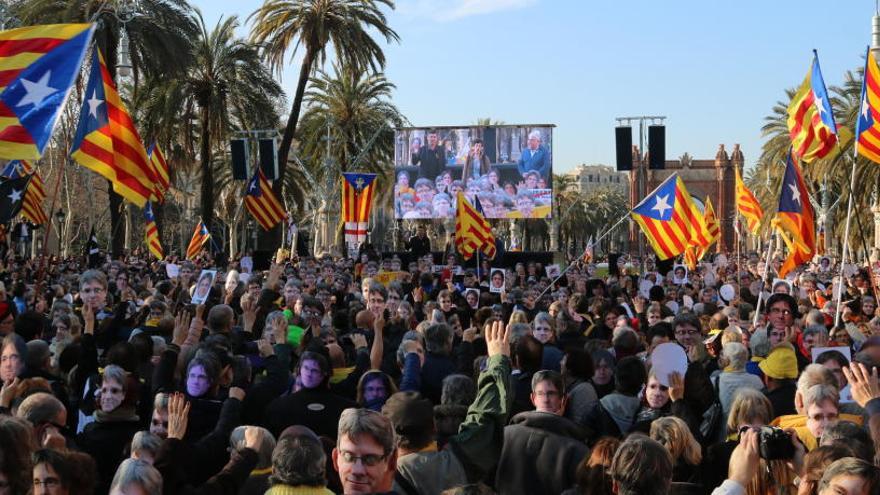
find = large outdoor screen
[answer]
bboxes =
[393,125,553,219]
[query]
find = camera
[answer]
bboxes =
[757,426,794,460]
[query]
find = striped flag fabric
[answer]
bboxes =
[143,201,163,259]
[856,47,880,164]
[631,173,710,261]
[735,168,763,234]
[775,151,815,278]
[1,160,48,225]
[0,24,95,160]
[341,172,377,250]
[146,141,170,202]
[244,167,285,230]
[186,221,210,259]
[787,51,838,163]
[697,196,721,259]
[70,47,156,207]
[455,192,496,260]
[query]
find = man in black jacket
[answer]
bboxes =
[405,225,431,258]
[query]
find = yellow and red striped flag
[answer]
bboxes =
[186,221,210,260]
[787,51,838,163]
[735,168,763,234]
[775,151,815,278]
[0,160,47,224]
[631,173,710,260]
[70,47,156,207]
[146,141,170,203]
[856,47,880,164]
[143,201,163,259]
[455,192,496,260]
[341,172,377,249]
[245,168,285,230]
[0,24,94,160]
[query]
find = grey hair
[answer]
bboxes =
[440,374,476,407]
[528,130,542,141]
[131,431,162,460]
[803,324,829,341]
[797,364,837,397]
[425,323,453,355]
[507,323,532,345]
[721,342,748,371]
[395,331,424,367]
[749,328,771,358]
[803,383,839,410]
[230,426,275,470]
[337,408,395,457]
[804,309,825,327]
[102,364,128,392]
[533,312,553,329]
[15,392,65,426]
[109,458,162,495]
[269,434,326,487]
[818,458,880,493]
[153,393,169,412]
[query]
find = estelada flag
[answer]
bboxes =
[144,201,163,260]
[186,221,210,260]
[245,167,285,230]
[70,47,156,207]
[787,50,837,163]
[775,151,815,278]
[0,24,94,160]
[631,173,710,260]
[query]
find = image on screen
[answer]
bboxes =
[393,125,553,219]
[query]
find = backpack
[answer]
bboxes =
[699,375,723,442]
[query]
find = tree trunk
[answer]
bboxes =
[109,185,124,258]
[199,112,214,235]
[260,49,316,254]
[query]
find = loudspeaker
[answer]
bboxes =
[258,138,278,179]
[230,139,248,180]
[615,127,633,171]
[482,127,497,163]
[648,125,665,170]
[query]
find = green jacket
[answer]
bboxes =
[394,354,512,495]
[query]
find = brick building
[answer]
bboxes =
[629,143,742,254]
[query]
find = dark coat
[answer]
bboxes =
[495,411,589,495]
[77,417,141,493]
[264,387,356,439]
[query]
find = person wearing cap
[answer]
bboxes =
[381,320,510,495]
[759,344,799,418]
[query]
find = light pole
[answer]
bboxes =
[54,210,65,257]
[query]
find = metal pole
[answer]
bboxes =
[753,231,777,327]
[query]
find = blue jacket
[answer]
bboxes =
[517,146,550,178]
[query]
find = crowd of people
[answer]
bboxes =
[1,244,880,495]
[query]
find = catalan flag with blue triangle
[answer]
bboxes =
[0,24,94,160]
[787,50,838,163]
[856,46,880,164]
[143,201,162,259]
[631,173,710,260]
[774,150,815,278]
[70,46,156,208]
[1,160,47,225]
[245,167,285,230]
[186,221,210,260]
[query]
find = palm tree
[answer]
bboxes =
[13,0,198,256]
[249,0,400,203]
[293,63,404,255]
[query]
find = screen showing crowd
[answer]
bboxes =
[393,125,553,219]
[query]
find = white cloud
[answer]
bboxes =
[397,0,538,22]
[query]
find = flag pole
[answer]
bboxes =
[753,230,777,327]
[537,212,630,299]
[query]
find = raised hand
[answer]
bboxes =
[668,372,685,402]
[842,362,880,408]
[166,392,191,440]
[485,320,510,358]
[82,303,95,335]
[172,311,192,347]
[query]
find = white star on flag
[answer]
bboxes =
[651,194,672,217]
[863,95,872,121]
[8,188,22,203]
[788,182,801,205]
[17,71,57,108]
[815,94,826,115]
[87,89,103,118]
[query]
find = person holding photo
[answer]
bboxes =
[193,271,213,303]
[490,270,505,292]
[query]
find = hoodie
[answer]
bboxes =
[599,393,641,435]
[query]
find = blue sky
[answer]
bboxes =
[194,0,877,173]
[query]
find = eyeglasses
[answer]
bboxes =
[675,329,700,336]
[770,307,792,316]
[338,450,387,467]
[33,478,61,488]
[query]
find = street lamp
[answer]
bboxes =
[54,209,65,256]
